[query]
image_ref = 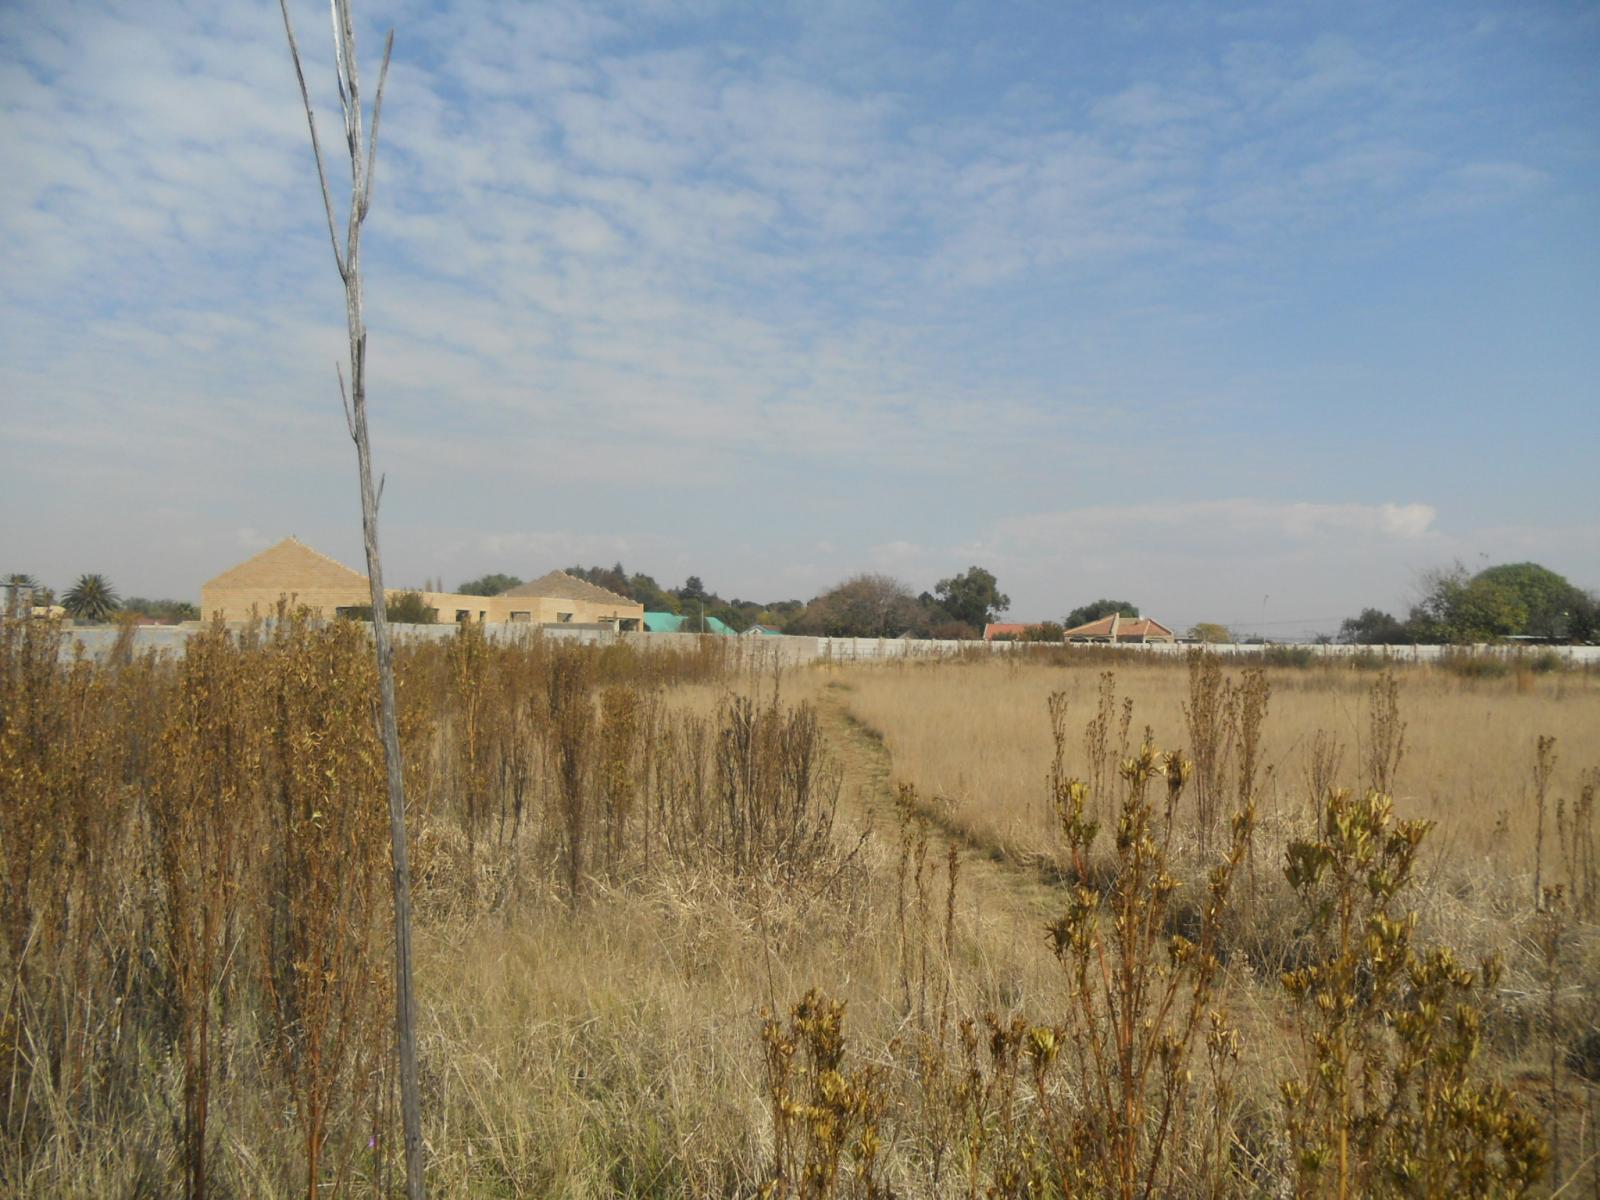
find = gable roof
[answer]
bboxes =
[1062,614,1175,639]
[500,570,636,606]
[203,537,367,591]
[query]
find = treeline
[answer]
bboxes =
[1340,561,1598,645]
[458,564,1014,639]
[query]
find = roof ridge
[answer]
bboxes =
[280,536,364,578]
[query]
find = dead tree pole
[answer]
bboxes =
[278,2,425,1195]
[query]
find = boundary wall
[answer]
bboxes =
[48,621,1600,667]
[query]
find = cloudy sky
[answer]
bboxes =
[3,0,1597,634]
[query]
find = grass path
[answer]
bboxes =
[815,680,1063,951]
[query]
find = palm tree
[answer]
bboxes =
[62,574,121,622]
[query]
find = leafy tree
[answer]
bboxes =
[123,597,202,624]
[338,591,436,624]
[1474,562,1585,639]
[1065,599,1139,629]
[1408,565,1527,643]
[627,572,679,613]
[1336,609,1409,645]
[678,575,708,604]
[62,573,121,622]
[789,574,925,638]
[1568,590,1599,643]
[457,573,522,597]
[1024,621,1065,642]
[1187,622,1233,644]
[933,566,1009,630]
[567,562,632,597]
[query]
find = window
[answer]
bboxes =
[557,612,574,623]
[510,611,531,622]
[455,610,470,623]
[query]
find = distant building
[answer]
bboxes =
[199,537,644,629]
[1061,613,1176,644]
[644,611,736,635]
[983,622,1036,641]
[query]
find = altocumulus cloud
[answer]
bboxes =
[0,0,1595,617]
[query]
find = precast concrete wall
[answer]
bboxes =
[46,621,1600,668]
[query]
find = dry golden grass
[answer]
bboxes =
[6,625,1597,1196]
[825,656,1600,876]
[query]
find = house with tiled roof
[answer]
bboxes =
[1061,613,1176,644]
[983,622,1035,641]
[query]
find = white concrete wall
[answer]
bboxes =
[51,621,1600,667]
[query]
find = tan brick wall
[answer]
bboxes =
[200,585,644,628]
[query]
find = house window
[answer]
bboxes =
[510,611,531,622]
[557,612,574,623]
[455,609,470,623]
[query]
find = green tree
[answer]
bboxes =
[1023,621,1065,642]
[933,566,1009,629]
[123,597,202,623]
[1409,565,1530,643]
[789,574,924,638]
[678,575,708,604]
[1187,622,1233,644]
[457,573,522,597]
[1337,608,1408,645]
[567,563,631,597]
[62,573,121,622]
[627,572,679,613]
[1473,562,1585,638]
[1065,599,1139,629]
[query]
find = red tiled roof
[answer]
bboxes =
[1062,614,1175,640]
[983,623,1033,640]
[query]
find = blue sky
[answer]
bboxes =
[3,0,1597,634]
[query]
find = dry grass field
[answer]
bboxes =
[2,622,1596,1197]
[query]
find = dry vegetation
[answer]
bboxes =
[2,619,1596,1197]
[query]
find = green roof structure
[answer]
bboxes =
[643,611,736,635]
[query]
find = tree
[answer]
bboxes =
[338,592,436,624]
[62,573,121,622]
[790,574,924,638]
[1024,621,1065,642]
[679,575,708,604]
[1187,622,1233,644]
[123,597,202,623]
[934,566,1009,630]
[567,562,631,597]
[1409,564,1527,643]
[1336,609,1408,645]
[278,1,425,1193]
[457,572,522,596]
[1065,599,1139,629]
[1474,562,1585,639]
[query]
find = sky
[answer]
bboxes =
[3,0,1597,636]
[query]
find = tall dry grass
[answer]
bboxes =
[827,655,1600,874]
[3,623,1596,1196]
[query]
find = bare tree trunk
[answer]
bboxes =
[277,3,425,1196]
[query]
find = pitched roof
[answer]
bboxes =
[1062,614,1175,639]
[500,570,635,606]
[203,537,366,591]
[983,623,1035,640]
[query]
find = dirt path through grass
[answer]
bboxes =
[816,680,1063,947]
